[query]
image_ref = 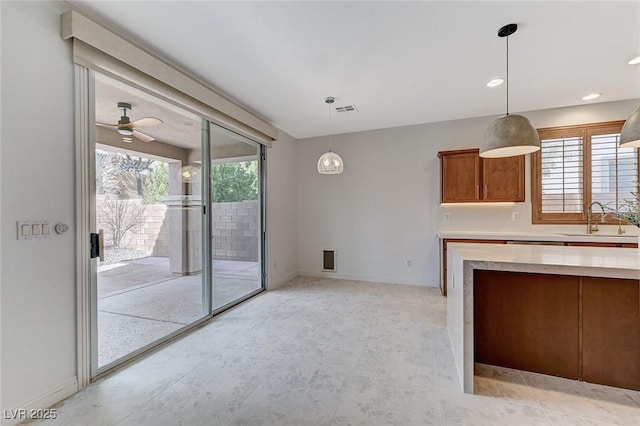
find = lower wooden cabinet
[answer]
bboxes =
[565,242,638,248]
[474,270,580,379]
[582,277,640,390]
[474,270,640,391]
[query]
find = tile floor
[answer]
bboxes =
[29,277,640,425]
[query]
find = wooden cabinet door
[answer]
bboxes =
[582,277,640,390]
[474,270,581,379]
[482,155,525,202]
[439,150,480,203]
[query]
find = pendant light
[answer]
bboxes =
[480,23,540,158]
[317,96,344,174]
[619,105,640,147]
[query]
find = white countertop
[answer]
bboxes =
[438,230,638,243]
[447,242,640,278]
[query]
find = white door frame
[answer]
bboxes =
[74,64,95,389]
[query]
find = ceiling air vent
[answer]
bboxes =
[335,105,357,114]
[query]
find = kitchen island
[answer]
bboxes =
[447,242,640,394]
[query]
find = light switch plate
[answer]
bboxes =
[17,220,50,240]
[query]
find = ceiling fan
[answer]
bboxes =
[97,102,163,143]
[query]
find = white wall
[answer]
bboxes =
[1,0,77,417]
[0,0,4,414]
[296,99,639,287]
[267,131,298,288]
[297,124,438,286]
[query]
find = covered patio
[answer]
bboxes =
[97,257,260,366]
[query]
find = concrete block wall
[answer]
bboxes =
[213,200,260,262]
[97,198,258,261]
[129,204,169,257]
[96,197,170,257]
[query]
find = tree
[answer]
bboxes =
[211,161,258,202]
[119,154,154,196]
[143,162,169,204]
[98,152,123,196]
[98,199,146,248]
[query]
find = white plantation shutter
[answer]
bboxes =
[591,133,638,211]
[540,136,583,213]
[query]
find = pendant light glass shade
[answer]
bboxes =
[317,96,344,174]
[181,164,200,183]
[619,106,640,148]
[481,114,540,158]
[317,150,344,174]
[480,23,540,158]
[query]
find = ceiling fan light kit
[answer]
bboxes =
[317,96,344,175]
[480,23,540,158]
[97,102,163,143]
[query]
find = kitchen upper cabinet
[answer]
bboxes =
[439,149,480,203]
[482,155,525,202]
[438,149,525,203]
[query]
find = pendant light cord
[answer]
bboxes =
[506,34,510,115]
[328,100,333,151]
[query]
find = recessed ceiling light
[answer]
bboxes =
[582,93,601,101]
[629,56,640,65]
[486,78,504,88]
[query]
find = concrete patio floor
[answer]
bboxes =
[98,257,261,367]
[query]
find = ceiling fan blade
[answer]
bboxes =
[131,117,163,128]
[96,122,118,128]
[133,129,155,143]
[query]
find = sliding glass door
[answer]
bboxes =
[90,71,265,376]
[92,72,209,372]
[209,124,265,311]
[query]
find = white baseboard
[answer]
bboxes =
[268,270,298,290]
[2,377,78,426]
[297,270,438,287]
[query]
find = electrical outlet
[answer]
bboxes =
[444,213,450,222]
[512,212,520,222]
[406,259,412,268]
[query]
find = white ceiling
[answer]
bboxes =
[70,1,640,139]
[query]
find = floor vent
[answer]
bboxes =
[335,105,357,113]
[322,250,337,272]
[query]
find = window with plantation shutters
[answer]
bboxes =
[540,136,583,215]
[590,132,638,209]
[532,121,633,224]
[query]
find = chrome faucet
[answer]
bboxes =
[587,201,606,234]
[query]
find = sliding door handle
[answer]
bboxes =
[90,230,105,261]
